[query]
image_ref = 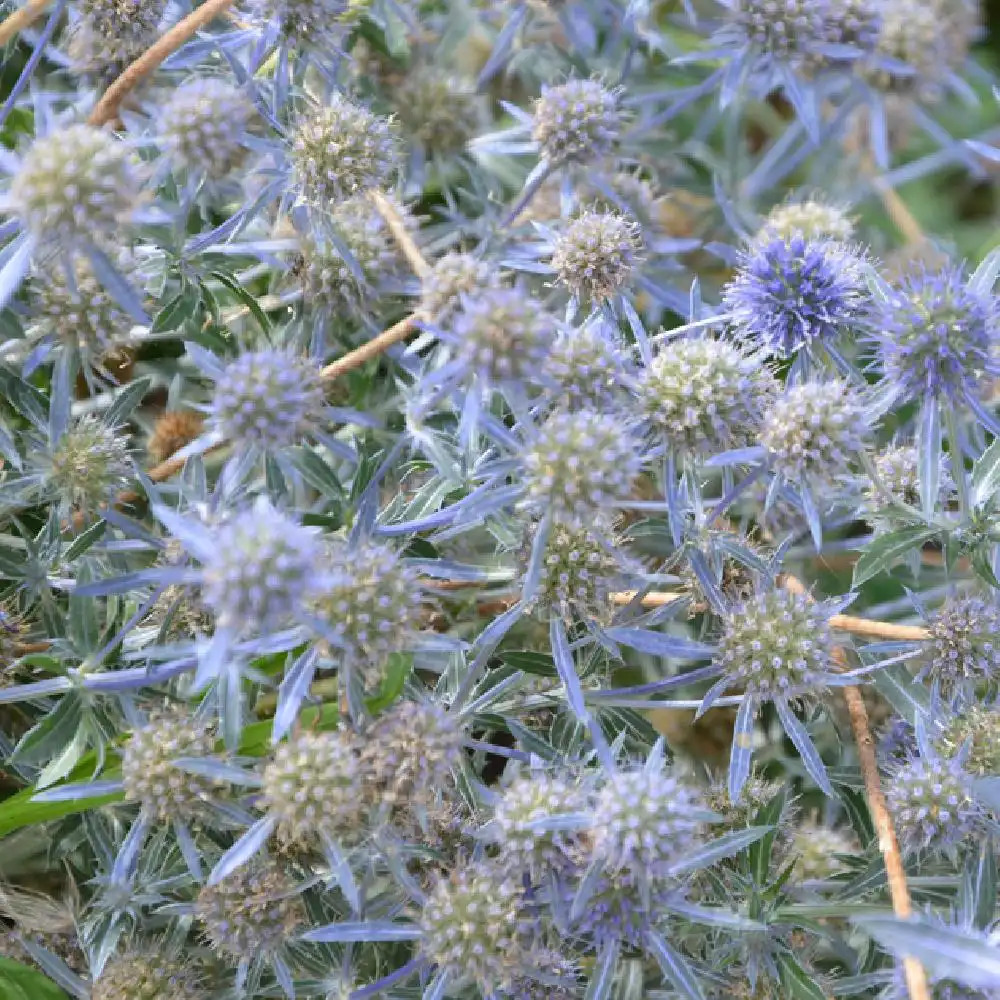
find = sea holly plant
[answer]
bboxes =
[2,0,1000,998]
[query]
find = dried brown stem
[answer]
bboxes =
[369,189,430,278]
[870,168,927,247]
[87,0,236,126]
[780,574,929,1000]
[0,0,49,46]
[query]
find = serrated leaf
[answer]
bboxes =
[853,526,938,587]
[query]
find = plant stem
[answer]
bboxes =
[369,189,430,278]
[0,0,49,47]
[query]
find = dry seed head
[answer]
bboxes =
[147,410,205,465]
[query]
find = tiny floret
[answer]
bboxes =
[550,209,642,301]
[11,126,140,244]
[724,236,870,358]
[532,79,624,164]
[922,596,1000,688]
[210,349,325,450]
[292,96,397,205]
[715,589,835,700]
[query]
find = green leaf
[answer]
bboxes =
[104,376,152,428]
[209,270,271,332]
[63,520,106,562]
[151,289,198,332]
[0,772,122,839]
[503,650,557,676]
[0,957,70,1000]
[972,436,1000,506]
[777,952,827,1000]
[365,653,412,714]
[289,448,344,501]
[852,526,938,588]
[872,663,930,724]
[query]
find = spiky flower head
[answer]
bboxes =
[261,729,364,845]
[591,765,705,876]
[311,539,422,688]
[292,95,397,206]
[451,286,556,386]
[92,950,202,1000]
[522,408,644,524]
[30,257,133,355]
[361,700,464,810]
[864,444,955,523]
[147,410,205,465]
[760,379,870,485]
[936,704,1000,776]
[250,0,352,49]
[121,711,217,823]
[419,253,501,322]
[158,78,255,179]
[876,264,998,404]
[67,0,166,76]
[571,871,668,947]
[715,589,835,700]
[724,236,870,358]
[706,774,794,836]
[492,771,589,877]
[819,0,881,57]
[550,209,642,301]
[532,79,624,165]
[922,596,1000,688]
[196,862,304,960]
[728,0,828,59]
[48,415,131,511]
[542,324,631,410]
[200,500,323,632]
[758,199,855,243]
[209,348,325,450]
[419,862,527,992]
[10,126,140,245]
[639,336,777,458]
[887,751,980,854]
[790,821,857,880]
[393,69,486,154]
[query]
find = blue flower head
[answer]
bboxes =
[531,79,624,165]
[724,235,870,358]
[727,0,830,62]
[876,263,1000,405]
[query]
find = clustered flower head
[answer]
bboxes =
[728,0,828,59]
[48,415,131,511]
[532,79,624,164]
[922,596,1000,688]
[935,704,1000,775]
[393,68,485,154]
[759,199,855,243]
[419,253,501,321]
[790,821,857,879]
[67,0,167,75]
[542,323,631,409]
[864,443,956,524]
[92,950,202,1000]
[250,0,352,49]
[550,208,642,300]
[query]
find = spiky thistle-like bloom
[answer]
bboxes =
[714,589,836,700]
[724,236,871,358]
[757,198,855,244]
[726,0,829,60]
[532,79,624,165]
[920,596,1000,688]
[249,0,353,50]
[9,126,140,245]
[291,95,397,206]
[863,444,955,523]
[875,264,999,405]
[550,209,642,301]
[936,704,1000,776]
[760,380,870,485]
[208,348,326,451]
[121,712,218,823]
[48,415,131,512]
[158,78,255,179]
[67,0,166,76]
[790,821,857,880]
[419,862,528,992]
[541,323,632,410]
[261,729,365,845]
[196,862,304,961]
[309,538,423,689]
[521,408,644,525]
[638,336,777,459]
[450,286,556,387]
[393,68,486,155]
[419,253,501,322]
[591,765,705,877]
[92,949,202,1000]
[887,750,981,854]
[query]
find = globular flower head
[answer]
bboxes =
[122,711,217,823]
[492,770,589,876]
[361,700,464,811]
[790,821,857,880]
[541,323,631,410]
[158,78,255,179]
[728,0,829,59]
[936,704,1000,776]
[452,286,556,386]
[887,751,981,854]
[591,765,705,876]
[522,408,644,524]
[209,349,325,451]
[715,589,835,700]
[147,410,205,465]
[311,539,423,688]
[196,861,304,960]
[92,950,202,1000]
[250,0,353,50]
[724,236,870,358]
[532,79,624,165]
[291,95,397,206]
[67,0,166,76]
[639,336,778,458]
[876,264,999,404]
[757,198,855,243]
[819,0,881,57]
[200,500,323,632]
[419,253,501,322]
[419,861,527,992]
[48,415,131,512]
[261,729,365,845]
[550,209,642,301]
[571,871,670,947]
[394,69,486,155]
[10,126,140,245]
[760,379,870,485]
[863,444,955,524]
[922,596,1000,688]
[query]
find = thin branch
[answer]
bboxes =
[87,0,236,126]
[780,574,929,1000]
[870,168,927,247]
[369,189,430,278]
[0,0,49,46]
